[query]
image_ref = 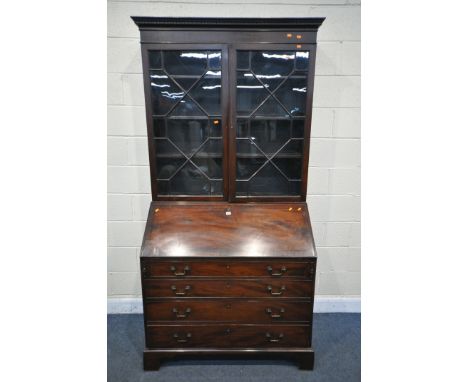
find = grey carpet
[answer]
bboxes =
[108,313,360,382]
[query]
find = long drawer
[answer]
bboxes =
[144,299,312,323]
[143,279,314,298]
[146,324,310,348]
[142,260,314,279]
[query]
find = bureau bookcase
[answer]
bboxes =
[131,16,324,370]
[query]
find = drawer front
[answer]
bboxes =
[146,324,310,348]
[143,279,313,298]
[142,260,314,279]
[145,299,312,323]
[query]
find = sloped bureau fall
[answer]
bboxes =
[131,17,325,370]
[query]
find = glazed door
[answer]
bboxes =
[142,45,229,199]
[229,45,315,201]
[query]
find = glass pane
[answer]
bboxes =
[150,71,184,116]
[169,97,205,117]
[149,51,161,69]
[236,180,249,196]
[175,77,199,91]
[169,162,210,195]
[192,157,223,179]
[292,119,305,138]
[208,52,221,70]
[236,140,266,179]
[156,158,186,179]
[237,51,250,70]
[210,119,222,137]
[246,162,289,195]
[237,157,266,180]
[153,118,166,137]
[237,119,249,137]
[250,119,290,155]
[211,180,223,194]
[272,158,302,180]
[163,51,207,76]
[235,49,310,197]
[155,139,180,156]
[198,138,223,157]
[254,73,285,93]
[253,96,289,118]
[149,50,224,197]
[295,51,310,71]
[237,139,263,156]
[190,71,221,115]
[236,72,269,116]
[251,51,295,77]
[275,77,308,116]
[279,139,304,156]
[166,119,209,155]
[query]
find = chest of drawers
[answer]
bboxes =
[140,202,317,370]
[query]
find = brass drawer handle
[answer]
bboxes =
[267,285,286,296]
[170,265,191,276]
[265,332,284,343]
[171,285,191,296]
[266,307,285,318]
[172,307,191,319]
[267,265,287,276]
[173,332,191,343]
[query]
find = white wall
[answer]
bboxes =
[107,0,361,299]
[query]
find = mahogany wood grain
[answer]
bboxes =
[142,260,314,279]
[143,279,314,298]
[141,202,316,258]
[146,324,310,348]
[144,299,312,323]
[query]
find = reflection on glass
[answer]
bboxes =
[150,50,223,196]
[208,52,221,70]
[170,97,205,117]
[251,51,295,77]
[164,51,207,76]
[275,77,308,116]
[191,72,221,115]
[236,72,269,116]
[235,50,310,197]
[150,70,184,116]
[295,51,310,71]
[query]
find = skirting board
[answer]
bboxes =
[107,296,361,314]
